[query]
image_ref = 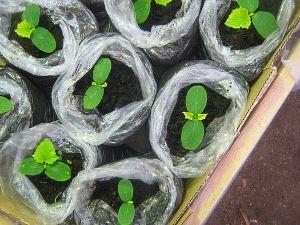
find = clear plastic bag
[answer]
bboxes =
[52,33,157,146]
[0,0,98,77]
[0,123,98,224]
[104,0,202,64]
[149,60,249,178]
[73,158,183,225]
[199,0,295,81]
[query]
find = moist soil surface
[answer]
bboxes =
[166,85,231,158]
[91,178,160,212]
[219,0,282,50]
[28,152,84,205]
[9,12,63,58]
[74,56,143,115]
[139,0,182,31]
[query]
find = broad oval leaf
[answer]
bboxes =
[134,0,151,25]
[83,85,104,110]
[225,7,251,29]
[236,0,259,13]
[252,11,278,39]
[93,58,112,84]
[118,179,133,202]
[181,120,204,150]
[31,27,56,53]
[22,4,40,28]
[186,86,207,114]
[32,138,59,164]
[15,20,35,38]
[18,157,44,176]
[155,0,172,6]
[0,96,13,114]
[45,162,71,182]
[118,202,135,225]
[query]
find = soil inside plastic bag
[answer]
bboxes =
[74,56,143,115]
[9,12,63,58]
[166,85,231,158]
[219,0,283,50]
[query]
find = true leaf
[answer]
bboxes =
[32,138,59,164]
[186,86,207,114]
[118,202,135,225]
[225,7,251,29]
[31,27,56,53]
[83,85,104,110]
[236,0,259,13]
[93,58,112,84]
[134,0,151,24]
[181,120,204,150]
[0,96,13,114]
[155,0,173,6]
[15,20,35,38]
[252,11,278,39]
[18,158,44,176]
[118,179,133,202]
[45,162,71,182]
[22,4,40,28]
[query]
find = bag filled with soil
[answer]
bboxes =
[72,158,183,225]
[52,34,157,146]
[199,0,295,81]
[0,123,98,224]
[104,0,202,64]
[0,0,98,77]
[149,60,249,178]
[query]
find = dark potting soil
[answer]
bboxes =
[138,0,182,31]
[28,152,84,205]
[219,0,282,50]
[166,85,231,158]
[91,178,160,212]
[9,12,63,58]
[74,56,143,115]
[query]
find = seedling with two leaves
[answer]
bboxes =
[0,96,13,115]
[18,138,72,182]
[118,179,136,225]
[225,0,278,39]
[15,4,57,53]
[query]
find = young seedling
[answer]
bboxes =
[118,179,136,225]
[83,58,112,110]
[225,0,278,39]
[19,138,71,182]
[181,86,207,150]
[15,4,56,53]
[134,0,173,24]
[0,96,13,115]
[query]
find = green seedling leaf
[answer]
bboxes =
[0,96,13,114]
[134,0,151,24]
[32,138,59,164]
[45,162,71,182]
[181,120,204,150]
[118,179,133,202]
[236,0,259,13]
[93,58,112,84]
[22,4,40,28]
[252,11,278,39]
[155,0,173,6]
[18,158,44,176]
[15,20,35,38]
[186,86,207,114]
[83,85,104,110]
[31,27,56,53]
[118,202,135,225]
[225,7,251,29]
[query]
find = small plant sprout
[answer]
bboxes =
[0,96,13,115]
[181,86,207,150]
[18,138,72,182]
[134,0,173,24]
[15,4,56,53]
[225,0,278,39]
[118,179,136,225]
[83,58,112,110]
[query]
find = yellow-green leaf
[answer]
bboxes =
[18,157,44,176]
[225,7,251,29]
[15,20,35,38]
[186,86,207,114]
[32,138,59,164]
[0,96,13,115]
[83,85,104,110]
[134,0,151,24]
[118,202,135,225]
[31,27,56,53]
[155,0,172,6]
[181,120,205,150]
[118,179,134,202]
[22,4,40,28]
[93,58,112,85]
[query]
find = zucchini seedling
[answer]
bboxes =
[83,58,112,110]
[19,138,72,182]
[118,179,136,225]
[225,0,278,39]
[0,96,13,115]
[15,4,56,53]
[181,86,207,150]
